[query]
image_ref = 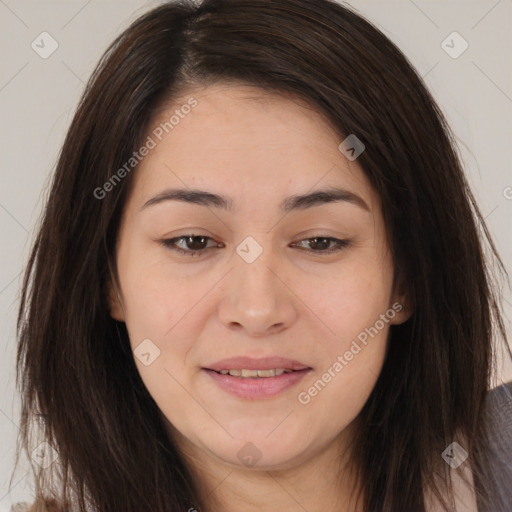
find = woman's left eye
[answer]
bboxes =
[161,234,350,257]
[291,236,350,254]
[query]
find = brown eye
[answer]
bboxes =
[183,236,208,250]
[292,237,350,254]
[162,235,223,256]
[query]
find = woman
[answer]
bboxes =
[12,0,511,510]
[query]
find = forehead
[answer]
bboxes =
[129,83,376,211]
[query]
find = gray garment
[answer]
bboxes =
[480,380,512,511]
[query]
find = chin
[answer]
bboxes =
[204,430,313,471]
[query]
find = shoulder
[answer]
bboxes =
[426,383,512,512]
[480,379,512,509]
[484,379,512,449]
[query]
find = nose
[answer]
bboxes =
[217,241,298,337]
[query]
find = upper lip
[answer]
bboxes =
[205,356,311,372]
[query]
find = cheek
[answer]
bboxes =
[306,257,395,343]
[296,294,391,432]
[294,256,394,413]
[122,269,196,414]
[118,241,191,334]
[115,256,197,396]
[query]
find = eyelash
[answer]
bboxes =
[160,235,350,257]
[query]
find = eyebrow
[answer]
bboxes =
[140,187,370,213]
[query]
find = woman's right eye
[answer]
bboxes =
[161,235,224,257]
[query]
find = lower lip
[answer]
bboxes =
[203,368,312,400]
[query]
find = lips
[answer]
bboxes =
[205,356,311,372]
[202,356,312,400]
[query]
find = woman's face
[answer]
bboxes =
[109,83,409,471]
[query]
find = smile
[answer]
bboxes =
[203,367,312,399]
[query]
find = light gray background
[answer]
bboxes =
[1,0,511,509]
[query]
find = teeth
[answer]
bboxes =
[241,369,259,377]
[217,368,294,378]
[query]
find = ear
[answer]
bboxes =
[389,274,413,325]
[106,280,125,322]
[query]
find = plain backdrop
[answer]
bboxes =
[1,0,511,509]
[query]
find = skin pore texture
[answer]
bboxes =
[108,82,413,512]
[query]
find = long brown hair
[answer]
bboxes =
[13,0,510,510]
